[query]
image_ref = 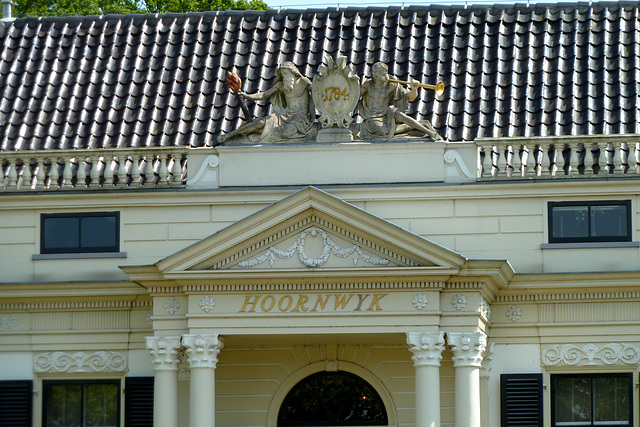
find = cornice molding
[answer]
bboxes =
[542,343,640,367]
[496,291,640,303]
[34,351,127,373]
[0,300,152,310]
[181,281,447,293]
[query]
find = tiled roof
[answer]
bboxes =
[0,3,638,150]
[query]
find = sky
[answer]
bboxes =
[268,0,607,10]
[269,0,485,9]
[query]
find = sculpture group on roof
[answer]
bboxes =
[219,56,444,145]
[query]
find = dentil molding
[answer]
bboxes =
[34,351,127,373]
[542,343,640,366]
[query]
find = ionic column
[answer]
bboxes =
[406,332,445,427]
[146,336,182,427]
[447,332,487,427]
[183,334,224,427]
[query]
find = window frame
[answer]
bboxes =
[550,372,633,427]
[40,211,120,254]
[548,201,632,244]
[42,379,121,427]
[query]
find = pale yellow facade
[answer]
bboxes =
[1,140,640,427]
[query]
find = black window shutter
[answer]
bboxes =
[0,380,33,427]
[125,377,154,427]
[501,373,543,427]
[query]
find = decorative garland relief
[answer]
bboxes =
[34,351,127,373]
[239,226,390,268]
[542,343,640,366]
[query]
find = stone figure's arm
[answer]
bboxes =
[408,79,420,102]
[240,82,282,101]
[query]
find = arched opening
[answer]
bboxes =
[277,371,389,426]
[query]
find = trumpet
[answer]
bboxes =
[387,78,445,98]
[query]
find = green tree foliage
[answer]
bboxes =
[13,0,268,17]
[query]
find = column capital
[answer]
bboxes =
[182,334,224,369]
[447,332,487,368]
[146,336,182,371]
[406,331,445,367]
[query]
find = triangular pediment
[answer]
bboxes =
[151,187,467,275]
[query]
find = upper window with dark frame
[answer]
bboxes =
[551,373,632,427]
[548,201,632,243]
[41,212,120,254]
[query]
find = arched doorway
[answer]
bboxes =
[278,371,388,426]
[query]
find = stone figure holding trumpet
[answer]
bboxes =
[358,62,443,141]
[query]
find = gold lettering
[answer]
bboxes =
[334,294,353,310]
[278,295,293,312]
[367,293,388,311]
[322,86,348,102]
[292,295,309,312]
[354,294,369,311]
[240,295,260,312]
[261,295,275,312]
[311,294,331,311]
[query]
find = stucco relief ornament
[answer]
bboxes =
[479,296,491,320]
[34,351,127,373]
[164,297,180,314]
[542,343,640,366]
[448,332,487,367]
[0,315,19,329]
[406,332,445,366]
[199,296,216,313]
[312,55,360,130]
[238,226,389,268]
[412,293,429,310]
[506,305,522,322]
[451,293,467,310]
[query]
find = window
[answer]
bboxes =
[548,201,631,243]
[551,373,632,427]
[41,212,120,254]
[278,371,388,426]
[43,380,120,427]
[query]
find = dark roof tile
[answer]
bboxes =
[2,3,639,149]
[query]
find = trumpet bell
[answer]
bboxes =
[435,81,445,97]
